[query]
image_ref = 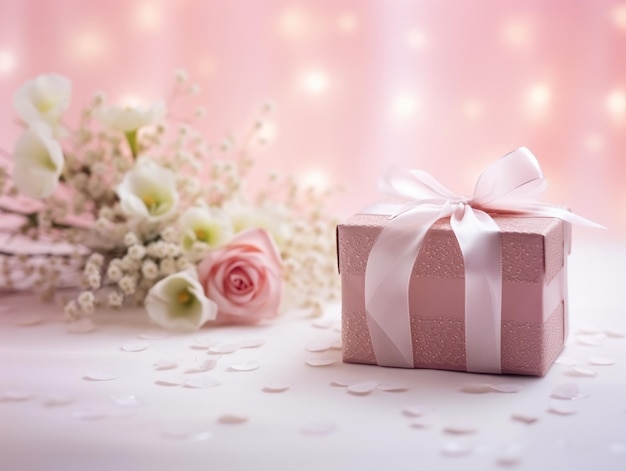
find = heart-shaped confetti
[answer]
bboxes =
[311,319,335,329]
[402,406,430,418]
[554,356,578,366]
[496,443,524,466]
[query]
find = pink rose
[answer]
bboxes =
[197,228,283,325]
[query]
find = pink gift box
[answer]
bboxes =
[337,212,572,376]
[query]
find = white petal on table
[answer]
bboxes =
[83,370,117,381]
[409,417,435,429]
[511,413,539,424]
[377,383,410,392]
[568,366,597,377]
[120,342,150,353]
[443,423,478,435]
[588,355,616,366]
[155,377,183,387]
[218,413,250,424]
[190,337,216,350]
[604,329,625,339]
[1,390,36,402]
[576,335,605,347]
[548,400,577,416]
[153,359,179,371]
[402,405,431,418]
[347,381,379,396]
[490,383,524,393]
[229,360,261,372]
[110,395,144,407]
[160,429,214,442]
[554,356,579,366]
[184,358,219,374]
[42,394,75,407]
[330,378,357,387]
[237,338,265,349]
[460,383,494,394]
[210,344,240,354]
[262,383,291,393]
[182,376,221,389]
[551,383,588,400]
[306,341,332,353]
[305,358,337,367]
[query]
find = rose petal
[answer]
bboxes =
[306,358,337,367]
[402,406,430,418]
[568,366,597,377]
[330,378,355,387]
[262,383,291,393]
[210,344,240,354]
[548,400,577,415]
[511,413,539,424]
[155,378,182,387]
[306,341,332,353]
[237,338,265,349]
[184,358,219,374]
[551,383,588,400]
[218,413,250,424]
[121,342,150,353]
[83,370,117,381]
[461,383,493,394]
[588,355,616,366]
[605,329,625,339]
[183,377,221,389]
[153,359,178,371]
[347,381,378,396]
[229,360,261,372]
[489,383,523,393]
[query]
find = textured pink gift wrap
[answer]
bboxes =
[337,212,572,376]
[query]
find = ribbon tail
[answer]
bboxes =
[364,206,444,367]
[450,206,503,374]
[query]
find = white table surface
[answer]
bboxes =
[1,237,625,471]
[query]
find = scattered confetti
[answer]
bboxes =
[218,413,250,424]
[191,337,216,350]
[568,366,597,377]
[300,423,336,436]
[0,390,35,402]
[551,383,588,400]
[238,338,265,349]
[444,423,477,435]
[305,358,337,367]
[210,344,240,354]
[137,331,168,340]
[155,378,183,387]
[490,383,524,393]
[262,383,291,393]
[554,356,578,366]
[588,355,616,366]
[330,378,355,387]
[120,342,150,353]
[14,314,42,326]
[160,429,213,442]
[347,381,379,396]
[153,359,178,371]
[110,395,144,407]
[42,394,74,407]
[184,358,219,374]
[229,360,261,372]
[511,413,539,425]
[377,383,410,392]
[548,400,577,416]
[460,383,493,394]
[182,376,220,389]
[442,441,472,457]
[306,341,332,353]
[67,318,95,334]
[83,370,117,381]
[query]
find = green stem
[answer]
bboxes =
[125,129,139,159]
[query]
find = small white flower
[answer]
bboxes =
[120,255,139,272]
[106,263,123,282]
[77,291,95,310]
[144,267,217,331]
[84,262,100,276]
[146,240,168,258]
[118,275,136,295]
[159,226,177,243]
[128,244,147,261]
[116,161,179,223]
[64,300,79,319]
[176,257,191,271]
[97,101,165,133]
[123,232,139,246]
[159,258,176,277]
[180,206,233,256]
[13,73,72,129]
[87,273,101,289]
[12,122,64,199]
[141,260,159,280]
[108,291,124,308]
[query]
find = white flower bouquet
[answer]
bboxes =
[0,72,340,331]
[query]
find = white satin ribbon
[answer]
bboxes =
[363,147,602,372]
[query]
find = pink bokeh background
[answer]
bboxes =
[1,0,625,237]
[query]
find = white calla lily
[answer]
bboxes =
[226,202,289,249]
[97,101,165,133]
[13,74,72,130]
[116,160,179,223]
[181,206,233,257]
[145,268,217,331]
[12,122,64,198]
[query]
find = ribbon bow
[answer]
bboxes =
[364,147,602,372]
